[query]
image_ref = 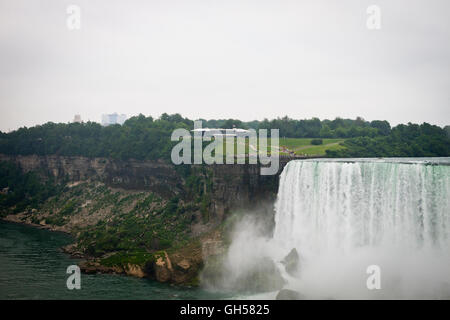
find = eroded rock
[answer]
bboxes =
[153,251,173,282]
[176,259,191,272]
[126,263,146,278]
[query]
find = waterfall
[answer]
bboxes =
[274,159,450,254]
[270,158,450,299]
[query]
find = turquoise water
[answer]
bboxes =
[0,221,221,300]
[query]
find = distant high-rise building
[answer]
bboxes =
[118,114,127,125]
[101,113,127,126]
[73,114,82,123]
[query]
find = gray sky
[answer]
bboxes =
[1,0,449,132]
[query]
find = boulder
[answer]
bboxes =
[126,263,146,278]
[153,252,173,282]
[176,259,191,272]
[202,256,286,293]
[79,260,113,274]
[281,248,300,276]
[233,257,286,293]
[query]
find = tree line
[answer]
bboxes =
[326,122,450,157]
[201,116,391,138]
[0,114,448,160]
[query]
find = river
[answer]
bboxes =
[0,220,221,300]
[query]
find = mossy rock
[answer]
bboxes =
[100,251,156,268]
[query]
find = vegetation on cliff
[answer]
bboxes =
[0,160,217,284]
[0,161,61,215]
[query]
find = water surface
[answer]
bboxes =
[0,220,220,300]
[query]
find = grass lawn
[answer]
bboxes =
[279,138,346,156]
[195,137,347,157]
[294,142,346,156]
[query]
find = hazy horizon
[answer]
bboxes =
[1,0,449,131]
[1,112,449,134]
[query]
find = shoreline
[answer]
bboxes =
[1,216,150,279]
[1,215,205,287]
[0,218,222,300]
[2,215,74,236]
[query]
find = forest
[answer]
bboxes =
[0,114,448,160]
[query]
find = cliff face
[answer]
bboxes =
[0,154,182,196]
[0,154,289,225]
[0,153,294,285]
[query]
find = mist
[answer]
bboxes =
[201,159,450,299]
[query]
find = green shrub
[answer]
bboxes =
[101,251,156,267]
[45,214,66,226]
[60,199,77,215]
[310,138,323,145]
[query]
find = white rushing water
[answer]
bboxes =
[275,158,450,254]
[272,158,450,299]
[227,158,450,299]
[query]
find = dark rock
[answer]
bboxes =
[235,257,286,293]
[202,255,286,293]
[281,248,300,276]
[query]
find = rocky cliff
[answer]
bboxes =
[0,154,289,225]
[1,153,294,284]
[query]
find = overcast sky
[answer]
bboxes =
[0,0,449,131]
